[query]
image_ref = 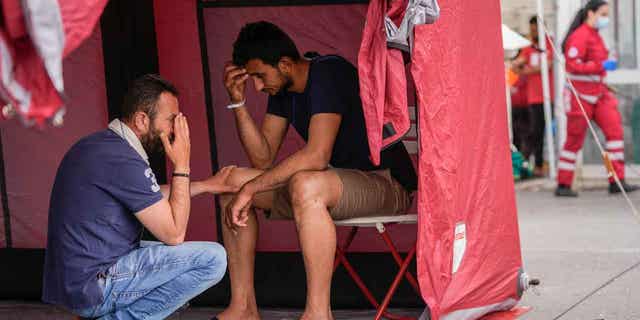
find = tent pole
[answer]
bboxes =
[0,130,11,248]
[555,0,583,179]
[506,72,513,146]
[196,1,224,244]
[536,0,557,178]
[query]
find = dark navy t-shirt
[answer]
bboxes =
[267,55,417,191]
[42,129,163,310]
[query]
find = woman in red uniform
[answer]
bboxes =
[555,0,638,197]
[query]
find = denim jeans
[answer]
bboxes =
[73,241,227,320]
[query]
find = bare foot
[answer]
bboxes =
[217,307,260,320]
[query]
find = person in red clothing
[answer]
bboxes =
[513,16,554,177]
[555,0,638,197]
[509,69,531,159]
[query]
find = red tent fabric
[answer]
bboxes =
[358,0,409,166]
[0,0,107,127]
[412,0,524,319]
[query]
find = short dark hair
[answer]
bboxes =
[232,21,301,67]
[529,16,537,25]
[120,74,178,121]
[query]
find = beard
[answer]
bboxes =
[279,74,293,94]
[265,72,293,96]
[140,125,165,154]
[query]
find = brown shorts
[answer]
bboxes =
[268,169,411,220]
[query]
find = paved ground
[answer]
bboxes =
[2,184,640,319]
[517,184,640,320]
[0,303,423,320]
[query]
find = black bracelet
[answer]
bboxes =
[173,172,190,178]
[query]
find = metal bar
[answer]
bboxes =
[0,131,11,248]
[335,247,380,309]
[344,226,359,250]
[379,231,420,294]
[196,1,224,243]
[333,226,359,271]
[536,0,557,178]
[374,245,417,320]
[506,77,513,145]
[334,247,408,320]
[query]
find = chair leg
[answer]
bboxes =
[335,247,380,309]
[375,244,417,320]
[333,226,359,271]
[335,249,414,320]
[379,229,421,294]
[334,232,413,320]
[334,226,380,309]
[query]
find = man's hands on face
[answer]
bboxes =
[225,185,255,232]
[223,62,249,104]
[160,113,190,172]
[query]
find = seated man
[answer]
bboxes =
[219,22,418,320]
[42,75,234,319]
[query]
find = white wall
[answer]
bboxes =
[501,0,556,36]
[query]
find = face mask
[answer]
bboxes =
[595,16,610,29]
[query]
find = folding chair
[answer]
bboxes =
[334,214,420,320]
[333,107,421,320]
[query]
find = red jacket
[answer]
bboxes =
[359,0,440,165]
[358,0,409,166]
[518,38,554,105]
[564,24,609,99]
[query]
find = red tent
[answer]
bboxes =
[411,2,525,318]
[0,1,527,318]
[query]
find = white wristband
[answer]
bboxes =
[226,99,246,109]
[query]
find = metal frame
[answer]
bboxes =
[536,0,557,178]
[196,1,225,242]
[0,133,11,248]
[334,225,420,320]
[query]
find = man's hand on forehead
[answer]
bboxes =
[223,61,249,104]
[225,64,248,79]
